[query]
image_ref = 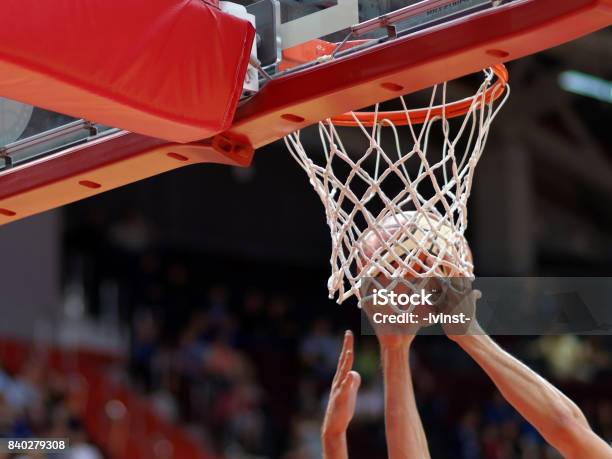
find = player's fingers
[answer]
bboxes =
[333,331,352,384]
[344,344,354,374]
[344,330,353,357]
[339,332,354,376]
[338,369,353,393]
[335,331,350,374]
[349,370,361,391]
[339,350,352,383]
[339,371,361,401]
[334,347,352,391]
[339,370,350,388]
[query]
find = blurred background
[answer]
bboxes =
[0,11,611,459]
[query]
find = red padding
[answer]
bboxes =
[0,0,254,143]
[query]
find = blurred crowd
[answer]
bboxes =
[59,210,612,459]
[126,282,612,459]
[0,360,102,459]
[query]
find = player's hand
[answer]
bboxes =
[430,277,483,340]
[322,330,361,438]
[361,278,425,349]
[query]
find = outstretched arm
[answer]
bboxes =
[446,290,612,459]
[363,295,431,459]
[380,338,431,459]
[322,330,361,459]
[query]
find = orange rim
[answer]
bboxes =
[330,64,508,127]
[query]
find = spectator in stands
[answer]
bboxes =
[129,309,159,392]
[0,360,102,459]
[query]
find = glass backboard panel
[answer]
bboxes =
[0,97,117,172]
[245,0,516,71]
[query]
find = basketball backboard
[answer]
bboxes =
[248,0,511,70]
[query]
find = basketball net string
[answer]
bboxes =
[285,69,509,306]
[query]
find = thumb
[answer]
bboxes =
[349,371,361,391]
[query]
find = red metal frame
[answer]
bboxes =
[1,0,611,224]
[0,131,252,224]
[230,0,612,148]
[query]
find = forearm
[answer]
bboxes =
[455,334,590,450]
[381,343,430,459]
[322,432,348,459]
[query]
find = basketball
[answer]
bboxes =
[359,211,472,281]
[359,211,473,324]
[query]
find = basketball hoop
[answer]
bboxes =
[285,65,509,305]
[331,65,508,127]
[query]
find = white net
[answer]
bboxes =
[285,67,509,305]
